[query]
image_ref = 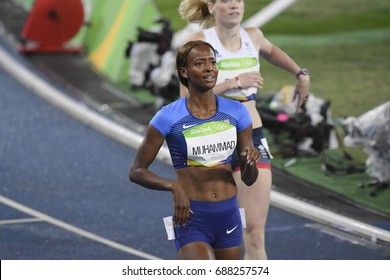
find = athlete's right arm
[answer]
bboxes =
[128,125,190,225]
[129,125,172,190]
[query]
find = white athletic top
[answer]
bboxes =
[203,27,260,102]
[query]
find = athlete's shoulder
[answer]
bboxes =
[243,27,263,50]
[153,98,185,122]
[244,26,263,37]
[161,97,187,114]
[217,95,242,110]
[151,97,187,136]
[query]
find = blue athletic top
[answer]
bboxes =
[150,95,252,169]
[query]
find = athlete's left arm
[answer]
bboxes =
[237,125,260,186]
[249,27,310,113]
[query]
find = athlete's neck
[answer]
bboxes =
[215,26,241,51]
[187,94,216,119]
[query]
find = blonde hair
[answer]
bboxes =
[178,0,216,28]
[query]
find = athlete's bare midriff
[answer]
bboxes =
[176,165,238,202]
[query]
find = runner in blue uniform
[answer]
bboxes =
[129,40,260,260]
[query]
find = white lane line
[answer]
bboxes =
[243,0,297,28]
[0,195,162,260]
[271,191,390,245]
[0,218,43,225]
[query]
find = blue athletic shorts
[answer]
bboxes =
[231,127,272,172]
[174,196,243,251]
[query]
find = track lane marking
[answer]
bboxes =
[0,195,162,260]
[0,218,43,225]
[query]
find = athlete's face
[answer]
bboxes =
[209,0,244,28]
[184,45,218,91]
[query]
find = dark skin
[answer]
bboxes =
[129,43,261,260]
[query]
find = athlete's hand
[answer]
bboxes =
[171,182,190,226]
[237,71,264,89]
[292,75,310,113]
[241,146,261,166]
[240,146,261,186]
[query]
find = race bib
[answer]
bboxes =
[183,121,236,167]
